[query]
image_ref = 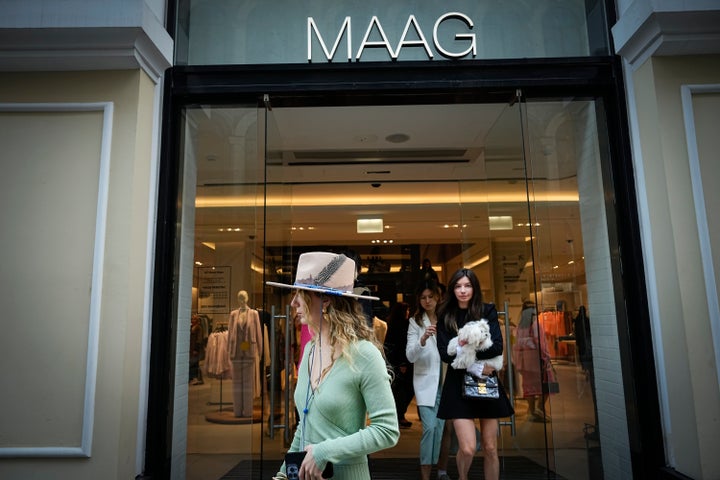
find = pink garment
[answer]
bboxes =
[298,324,312,370]
[513,319,552,397]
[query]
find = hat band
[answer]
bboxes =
[294,283,347,296]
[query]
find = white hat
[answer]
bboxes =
[266,251,379,301]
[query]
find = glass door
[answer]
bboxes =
[457,93,557,474]
[261,96,301,473]
[521,96,605,480]
[185,104,266,478]
[462,92,607,479]
[182,100,309,479]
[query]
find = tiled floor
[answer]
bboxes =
[187,360,599,480]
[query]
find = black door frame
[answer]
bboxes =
[142,58,664,479]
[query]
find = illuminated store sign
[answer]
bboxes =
[307,12,476,62]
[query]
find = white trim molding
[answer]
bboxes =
[612,1,720,70]
[681,83,720,390]
[620,60,675,463]
[0,102,113,458]
[0,1,172,83]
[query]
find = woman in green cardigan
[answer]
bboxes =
[268,252,400,480]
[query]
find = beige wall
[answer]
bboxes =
[0,70,159,479]
[631,54,720,479]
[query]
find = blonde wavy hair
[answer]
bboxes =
[295,290,387,371]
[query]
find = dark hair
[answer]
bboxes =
[412,280,442,326]
[437,268,484,334]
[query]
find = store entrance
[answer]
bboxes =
[183,94,601,479]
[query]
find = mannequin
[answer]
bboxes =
[227,290,263,418]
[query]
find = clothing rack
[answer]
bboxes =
[207,378,227,410]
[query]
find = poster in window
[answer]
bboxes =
[197,266,231,314]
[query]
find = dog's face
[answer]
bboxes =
[459,320,491,345]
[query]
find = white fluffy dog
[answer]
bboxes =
[448,319,504,372]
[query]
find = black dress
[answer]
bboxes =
[436,304,515,419]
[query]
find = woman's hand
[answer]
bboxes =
[421,325,436,346]
[299,445,323,480]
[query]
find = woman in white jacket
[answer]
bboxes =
[406,280,450,480]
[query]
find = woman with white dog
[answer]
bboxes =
[435,269,514,480]
[406,280,451,480]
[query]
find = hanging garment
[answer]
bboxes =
[205,330,232,379]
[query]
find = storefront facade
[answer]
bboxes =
[0,1,718,480]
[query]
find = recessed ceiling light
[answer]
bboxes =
[357,218,384,233]
[385,133,410,143]
[489,216,513,230]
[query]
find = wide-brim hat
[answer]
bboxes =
[266,251,379,301]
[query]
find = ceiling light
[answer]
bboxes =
[385,133,410,143]
[357,218,383,233]
[489,216,513,230]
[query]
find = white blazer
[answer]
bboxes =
[406,313,444,407]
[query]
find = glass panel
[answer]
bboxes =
[184,105,265,477]
[522,97,608,479]
[462,97,559,475]
[175,0,610,66]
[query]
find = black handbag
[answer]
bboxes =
[462,372,500,399]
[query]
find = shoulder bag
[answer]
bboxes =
[462,372,500,400]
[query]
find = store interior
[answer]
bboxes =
[182,98,601,479]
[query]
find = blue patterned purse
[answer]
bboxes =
[462,372,500,399]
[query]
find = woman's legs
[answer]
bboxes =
[529,394,551,420]
[452,418,477,480]
[418,400,445,479]
[418,406,436,470]
[479,418,499,480]
[527,395,537,415]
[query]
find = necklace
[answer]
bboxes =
[308,342,334,391]
[301,342,325,450]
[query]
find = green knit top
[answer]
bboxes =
[279,339,400,479]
